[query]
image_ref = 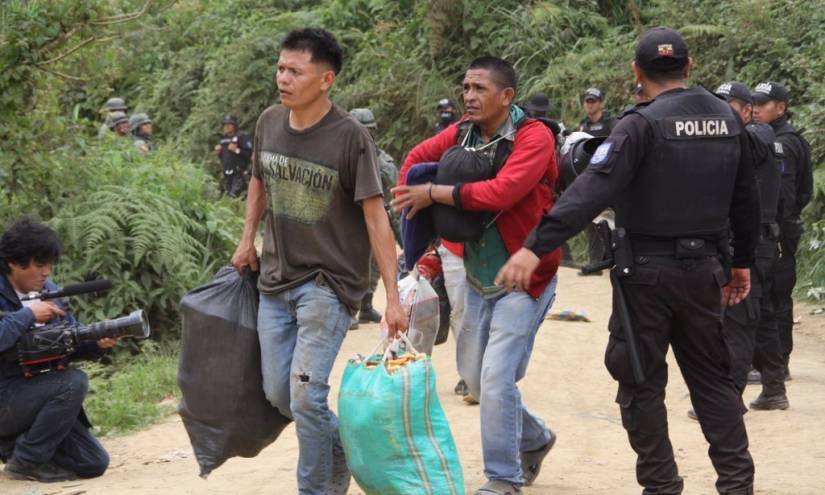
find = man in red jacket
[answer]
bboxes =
[393,56,561,495]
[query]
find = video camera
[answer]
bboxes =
[1,280,151,377]
[11,310,150,377]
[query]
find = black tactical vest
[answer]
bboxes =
[746,122,782,225]
[616,87,743,238]
[773,119,813,221]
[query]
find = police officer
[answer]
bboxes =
[576,88,616,271]
[498,28,759,494]
[752,81,813,380]
[703,82,787,415]
[350,108,402,326]
[578,87,616,137]
[434,97,458,135]
[97,97,128,139]
[128,113,154,156]
[214,115,253,197]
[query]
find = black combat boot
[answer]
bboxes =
[3,456,77,483]
[749,391,789,411]
[358,293,382,324]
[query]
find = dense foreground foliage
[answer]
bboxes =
[2,0,825,326]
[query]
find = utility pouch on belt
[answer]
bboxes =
[675,238,707,260]
[764,223,781,241]
[614,228,634,278]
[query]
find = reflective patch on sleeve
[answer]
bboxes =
[774,142,784,155]
[590,142,613,166]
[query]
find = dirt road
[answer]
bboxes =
[3,266,823,494]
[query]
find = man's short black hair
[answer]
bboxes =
[0,218,61,275]
[281,28,343,74]
[468,56,517,92]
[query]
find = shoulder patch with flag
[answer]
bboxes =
[590,142,613,166]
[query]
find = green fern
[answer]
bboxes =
[50,181,241,338]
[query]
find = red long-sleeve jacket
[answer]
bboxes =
[399,117,561,298]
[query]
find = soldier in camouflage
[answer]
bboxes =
[98,97,128,139]
[128,113,155,156]
[350,108,402,326]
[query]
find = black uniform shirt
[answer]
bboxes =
[770,116,812,221]
[526,93,760,268]
[578,111,616,137]
[219,132,253,174]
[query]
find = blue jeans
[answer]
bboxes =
[457,276,558,485]
[258,277,352,495]
[0,369,109,478]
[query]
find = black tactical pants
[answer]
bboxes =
[0,369,109,478]
[223,169,247,198]
[772,231,800,367]
[722,294,757,394]
[725,247,785,396]
[604,256,753,495]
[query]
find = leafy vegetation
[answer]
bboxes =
[2,0,824,308]
[82,343,180,436]
[49,146,242,336]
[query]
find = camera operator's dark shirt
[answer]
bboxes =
[0,275,103,378]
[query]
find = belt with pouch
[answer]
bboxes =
[760,222,780,242]
[630,237,719,259]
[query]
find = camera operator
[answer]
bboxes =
[0,219,115,482]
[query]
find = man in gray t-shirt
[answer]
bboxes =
[231,28,406,495]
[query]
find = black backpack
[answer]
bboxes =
[431,122,517,242]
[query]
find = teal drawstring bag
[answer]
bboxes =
[338,335,465,495]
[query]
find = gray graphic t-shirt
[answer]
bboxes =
[251,104,382,311]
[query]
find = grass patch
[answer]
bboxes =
[567,231,590,265]
[81,343,180,437]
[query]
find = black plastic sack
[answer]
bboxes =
[433,145,495,242]
[178,266,290,478]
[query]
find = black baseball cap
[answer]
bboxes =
[525,92,551,113]
[752,81,790,104]
[715,82,752,104]
[437,98,455,110]
[582,87,603,102]
[222,114,238,125]
[635,27,689,71]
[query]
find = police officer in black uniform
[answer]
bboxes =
[710,82,787,413]
[433,98,458,135]
[752,81,813,381]
[577,87,616,273]
[578,87,616,137]
[214,115,253,197]
[497,28,759,494]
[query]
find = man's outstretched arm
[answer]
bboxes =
[231,176,266,273]
[362,195,407,337]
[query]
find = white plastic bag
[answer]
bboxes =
[394,269,440,355]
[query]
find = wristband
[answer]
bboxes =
[428,183,434,202]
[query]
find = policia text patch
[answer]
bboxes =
[660,116,739,140]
